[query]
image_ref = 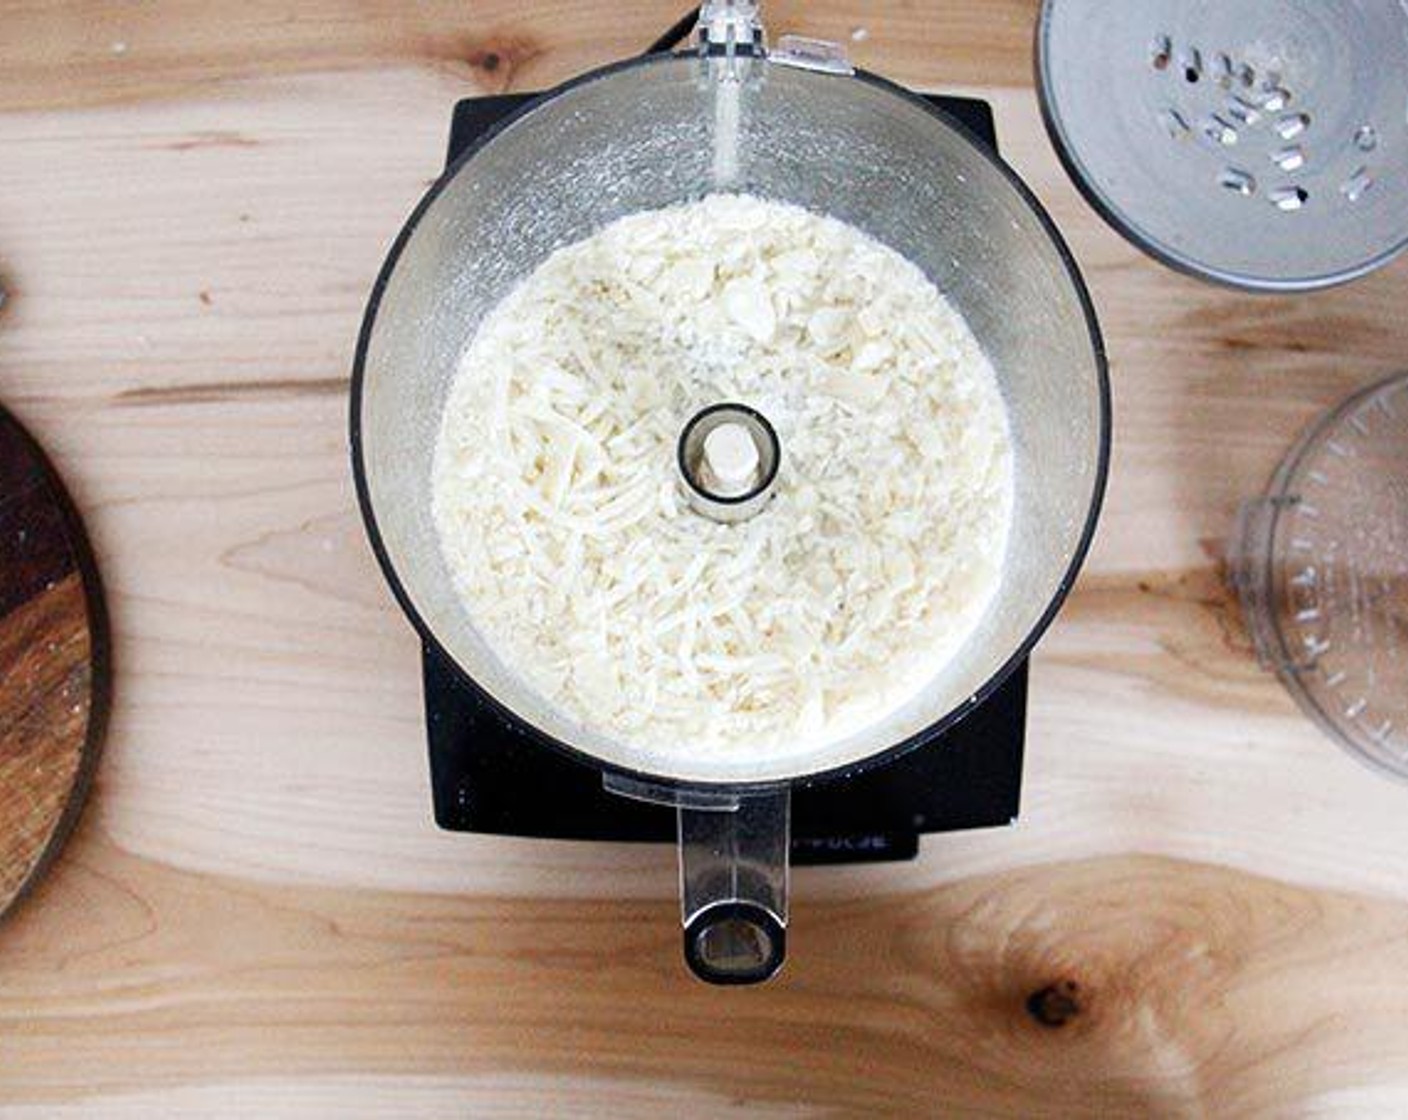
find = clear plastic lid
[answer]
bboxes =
[1230,371,1408,778]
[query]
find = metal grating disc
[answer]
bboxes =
[1037,0,1408,291]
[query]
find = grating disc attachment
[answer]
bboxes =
[1038,0,1408,291]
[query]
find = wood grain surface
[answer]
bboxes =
[3,1,1408,1116]
[0,406,107,920]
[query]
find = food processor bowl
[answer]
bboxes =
[352,50,1108,982]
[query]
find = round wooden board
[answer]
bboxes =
[0,404,108,921]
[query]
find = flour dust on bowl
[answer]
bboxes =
[351,4,1109,984]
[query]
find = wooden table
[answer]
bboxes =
[3,2,1408,1115]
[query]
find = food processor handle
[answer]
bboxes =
[678,788,790,985]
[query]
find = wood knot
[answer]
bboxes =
[461,35,541,92]
[1026,979,1083,1028]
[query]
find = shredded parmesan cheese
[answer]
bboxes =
[433,194,1012,758]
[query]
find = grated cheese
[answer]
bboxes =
[432,194,1013,759]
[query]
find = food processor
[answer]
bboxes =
[352,1,1109,984]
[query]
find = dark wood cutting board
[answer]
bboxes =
[0,405,108,921]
